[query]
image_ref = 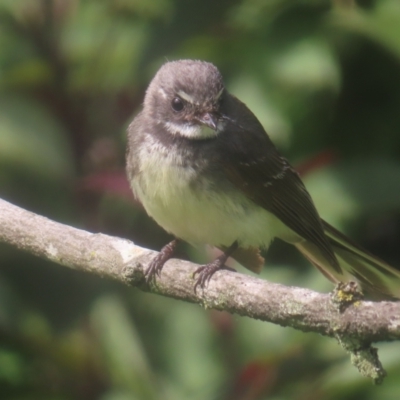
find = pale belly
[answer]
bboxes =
[140,187,287,248]
[130,145,297,248]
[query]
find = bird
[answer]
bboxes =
[126,59,400,298]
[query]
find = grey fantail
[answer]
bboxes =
[126,59,400,297]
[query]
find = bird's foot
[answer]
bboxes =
[193,260,236,292]
[193,241,239,292]
[145,239,178,284]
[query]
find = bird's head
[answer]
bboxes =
[144,60,226,139]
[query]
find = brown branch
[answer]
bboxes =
[0,197,399,383]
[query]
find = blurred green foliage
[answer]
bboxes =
[1,0,400,398]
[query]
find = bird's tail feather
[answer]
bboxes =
[295,220,400,299]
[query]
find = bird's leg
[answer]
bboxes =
[145,239,179,283]
[193,241,239,292]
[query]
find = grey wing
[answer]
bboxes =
[217,98,340,271]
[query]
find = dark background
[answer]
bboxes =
[1,0,400,399]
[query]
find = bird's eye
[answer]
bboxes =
[171,97,184,112]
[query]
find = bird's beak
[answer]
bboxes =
[196,113,219,131]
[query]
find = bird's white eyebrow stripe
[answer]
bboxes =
[176,88,224,105]
[177,90,195,104]
[216,88,224,100]
[158,88,167,99]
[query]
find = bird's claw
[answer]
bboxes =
[193,262,236,292]
[144,255,165,283]
[144,239,178,284]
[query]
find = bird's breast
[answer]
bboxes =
[129,134,293,248]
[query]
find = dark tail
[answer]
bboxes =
[295,220,400,299]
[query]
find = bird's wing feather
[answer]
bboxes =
[217,96,339,271]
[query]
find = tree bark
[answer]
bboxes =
[0,197,399,383]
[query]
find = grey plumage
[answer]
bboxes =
[126,59,400,298]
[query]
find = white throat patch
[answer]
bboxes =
[164,121,225,139]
